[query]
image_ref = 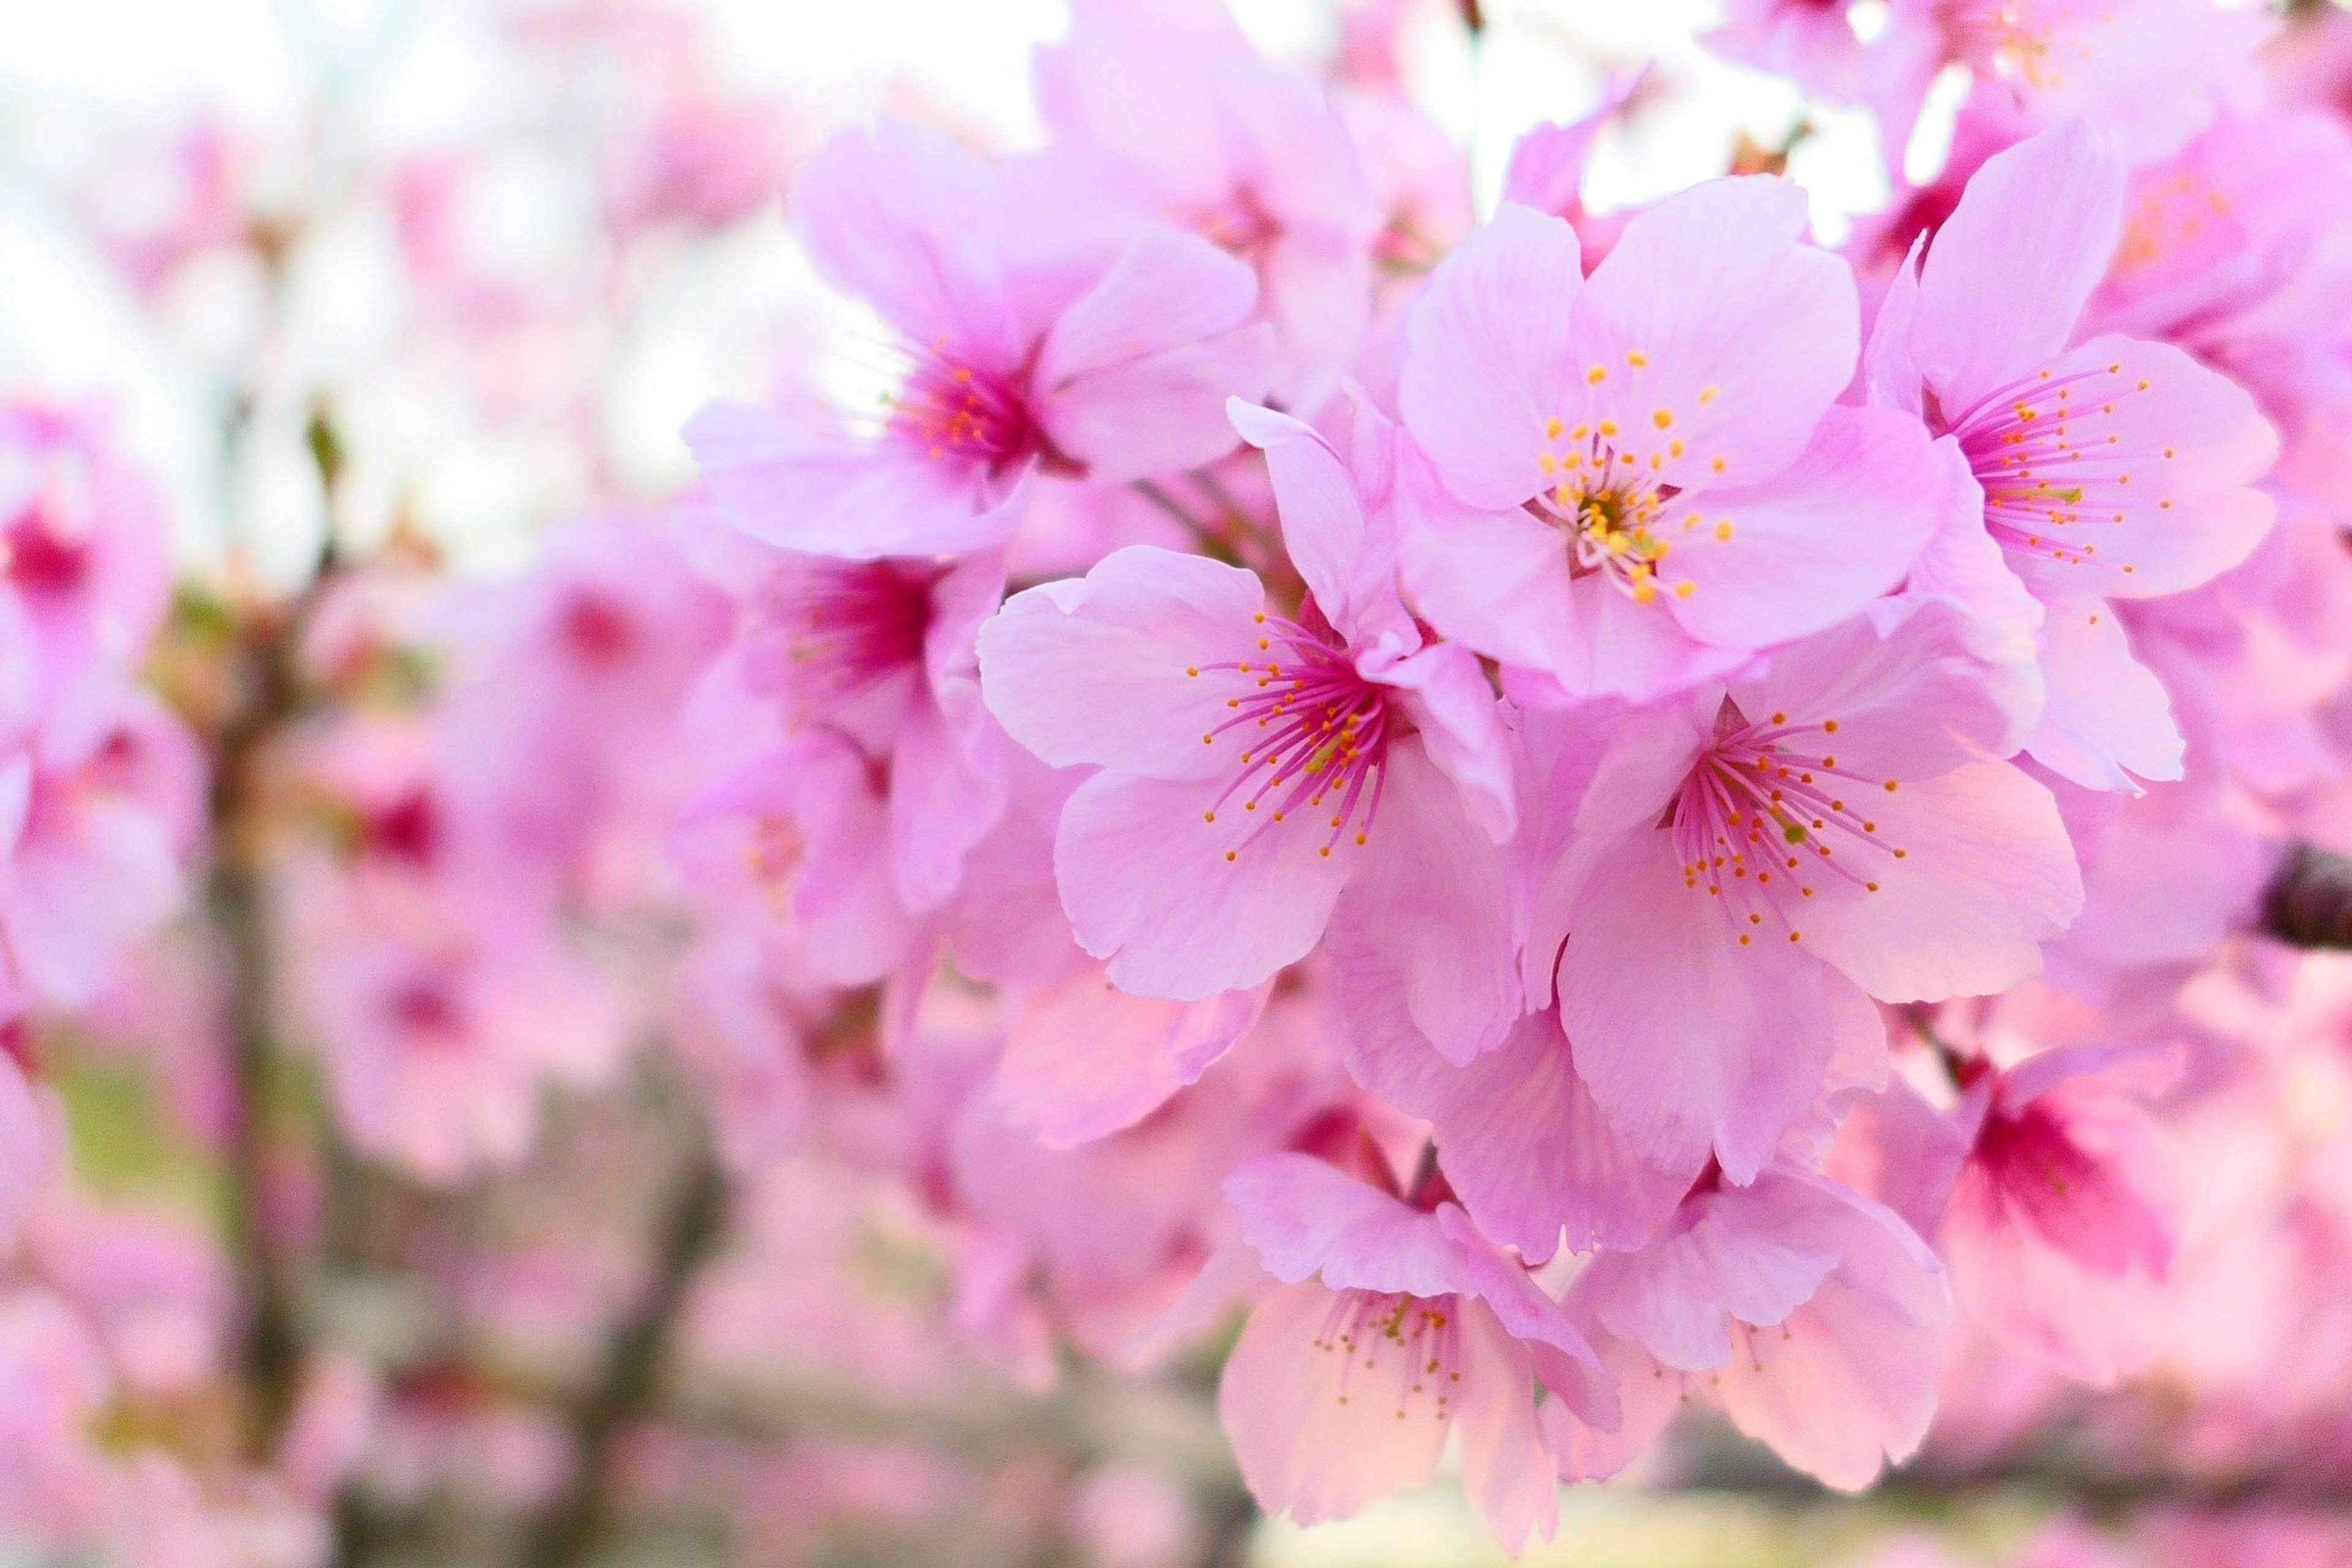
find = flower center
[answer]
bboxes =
[886,350,1038,475]
[1311,1289,1466,1422]
[1191,616,1391,861]
[1670,702,1906,948]
[757,560,934,711]
[6,499,90,600]
[1945,359,2160,573]
[1529,414,1717,606]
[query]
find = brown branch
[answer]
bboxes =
[2261,842,2352,950]
[212,584,326,1458]
[519,1119,732,1568]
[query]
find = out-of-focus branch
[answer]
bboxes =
[213,537,340,1458]
[519,1113,732,1568]
[1196,1486,1259,1568]
[2261,842,2352,950]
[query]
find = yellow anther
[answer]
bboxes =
[1653,409,1673,429]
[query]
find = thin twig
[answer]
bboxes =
[518,1117,732,1568]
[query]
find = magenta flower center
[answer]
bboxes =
[6,501,91,600]
[1194,616,1391,860]
[1310,1289,1466,1423]
[764,560,935,706]
[888,352,1038,475]
[1670,703,1907,947]
[558,592,639,667]
[1945,359,2163,571]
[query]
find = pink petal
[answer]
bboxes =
[1580,1182,1844,1371]
[1229,400,1411,650]
[1324,741,1517,1065]
[1054,770,1350,999]
[1796,760,2082,1003]
[978,546,1265,780]
[1733,599,2032,783]
[1226,1153,1459,1296]
[2024,595,2183,791]
[683,401,1027,561]
[1399,204,1585,511]
[1216,1281,1458,1527]
[1575,176,1857,492]
[1338,999,1685,1260]
[791,119,1026,364]
[1044,323,1275,483]
[1998,336,2277,602]
[999,976,1270,1147]
[1660,405,1945,650]
[1395,478,1581,677]
[1707,1175,1951,1491]
[1912,123,2126,413]
[1558,829,1883,1182]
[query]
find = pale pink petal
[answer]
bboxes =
[1399,204,1585,510]
[1325,741,1516,1065]
[1446,1301,1559,1552]
[1733,600,2031,783]
[1226,1153,1460,1296]
[998,977,1268,1147]
[1036,228,1258,388]
[1659,405,1944,650]
[1796,760,2082,1003]
[1994,337,2276,601]
[1708,1175,1951,1491]
[1580,1186,1844,1371]
[978,546,1265,780]
[886,693,1006,911]
[1377,643,1514,840]
[1558,829,1883,1182]
[1912,123,2126,412]
[1395,481,1581,677]
[1229,399,1410,650]
[682,402,1028,560]
[791,119,1025,363]
[2023,595,2183,791]
[1575,176,1857,492]
[1054,770,1349,998]
[1218,1281,1455,1527]
[1337,1000,1685,1260]
[1042,325,1276,483]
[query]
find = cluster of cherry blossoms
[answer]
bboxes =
[17,0,2352,1564]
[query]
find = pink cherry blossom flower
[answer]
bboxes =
[1838,1044,2181,1384]
[284,864,627,1186]
[1035,0,1382,409]
[439,515,733,899]
[979,399,1518,1061]
[1398,180,1956,701]
[1559,1166,1953,1491]
[0,689,203,1014]
[686,119,1272,561]
[0,405,175,734]
[1216,1152,1614,1550]
[1868,123,2280,791]
[1523,602,2081,1181]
